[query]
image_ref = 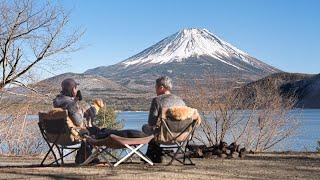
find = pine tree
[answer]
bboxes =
[93,106,124,129]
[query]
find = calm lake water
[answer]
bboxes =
[2,109,318,152]
[118,109,320,152]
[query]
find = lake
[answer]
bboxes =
[2,109,318,153]
[118,109,320,152]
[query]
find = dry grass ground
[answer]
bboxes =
[0,152,319,180]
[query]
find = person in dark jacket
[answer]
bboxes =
[142,76,186,163]
[53,78,147,164]
[53,78,103,164]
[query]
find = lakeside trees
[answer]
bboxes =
[182,75,299,152]
[0,0,83,155]
[0,0,83,90]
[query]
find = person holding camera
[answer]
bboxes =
[53,78,104,164]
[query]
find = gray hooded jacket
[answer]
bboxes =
[148,94,186,126]
[53,94,84,126]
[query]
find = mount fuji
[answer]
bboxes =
[86,28,280,87]
[19,28,287,110]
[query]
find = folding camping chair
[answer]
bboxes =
[38,108,83,166]
[81,134,154,167]
[155,106,201,165]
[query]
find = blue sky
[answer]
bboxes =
[58,0,320,75]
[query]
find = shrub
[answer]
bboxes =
[93,106,124,129]
[0,105,46,155]
[181,75,299,152]
[317,141,320,153]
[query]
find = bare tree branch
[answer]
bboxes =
[0,0,84,90]
[181,74,299,152]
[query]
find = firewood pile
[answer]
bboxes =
[188,142,248,159]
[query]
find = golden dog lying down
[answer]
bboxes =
[166,106,201,124]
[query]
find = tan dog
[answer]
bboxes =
[167,106,202,125]
[92,98,105,113]
[84,98,105,127]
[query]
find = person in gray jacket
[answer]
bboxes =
[142,76,185,135]
[142,76,186,163]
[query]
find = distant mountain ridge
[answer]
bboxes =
[235,72,320,108]
[85,28,280,86]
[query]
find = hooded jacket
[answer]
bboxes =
[148,94,185,126]
[53,93,84,126]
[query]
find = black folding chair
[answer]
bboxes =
[156,106,200,165]
[38,109,81,166]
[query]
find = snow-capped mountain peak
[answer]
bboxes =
[85,28,279,80]
[120,28,259,70]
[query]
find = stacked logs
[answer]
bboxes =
[189,142,247,159]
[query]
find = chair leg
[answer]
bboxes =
[184,145,195,165]
[98,149,114,167]
[41,143,59,166]
[81,149,100,165]
[55,145,63,165]
[166,143,195,166]
[40,143,54,166]
[48,148,78,166]
[60,147,64,165]
[184,138,195,165]
[102,148,120,161]
[167,145,183,165]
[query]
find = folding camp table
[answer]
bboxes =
[82,134,154,167]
